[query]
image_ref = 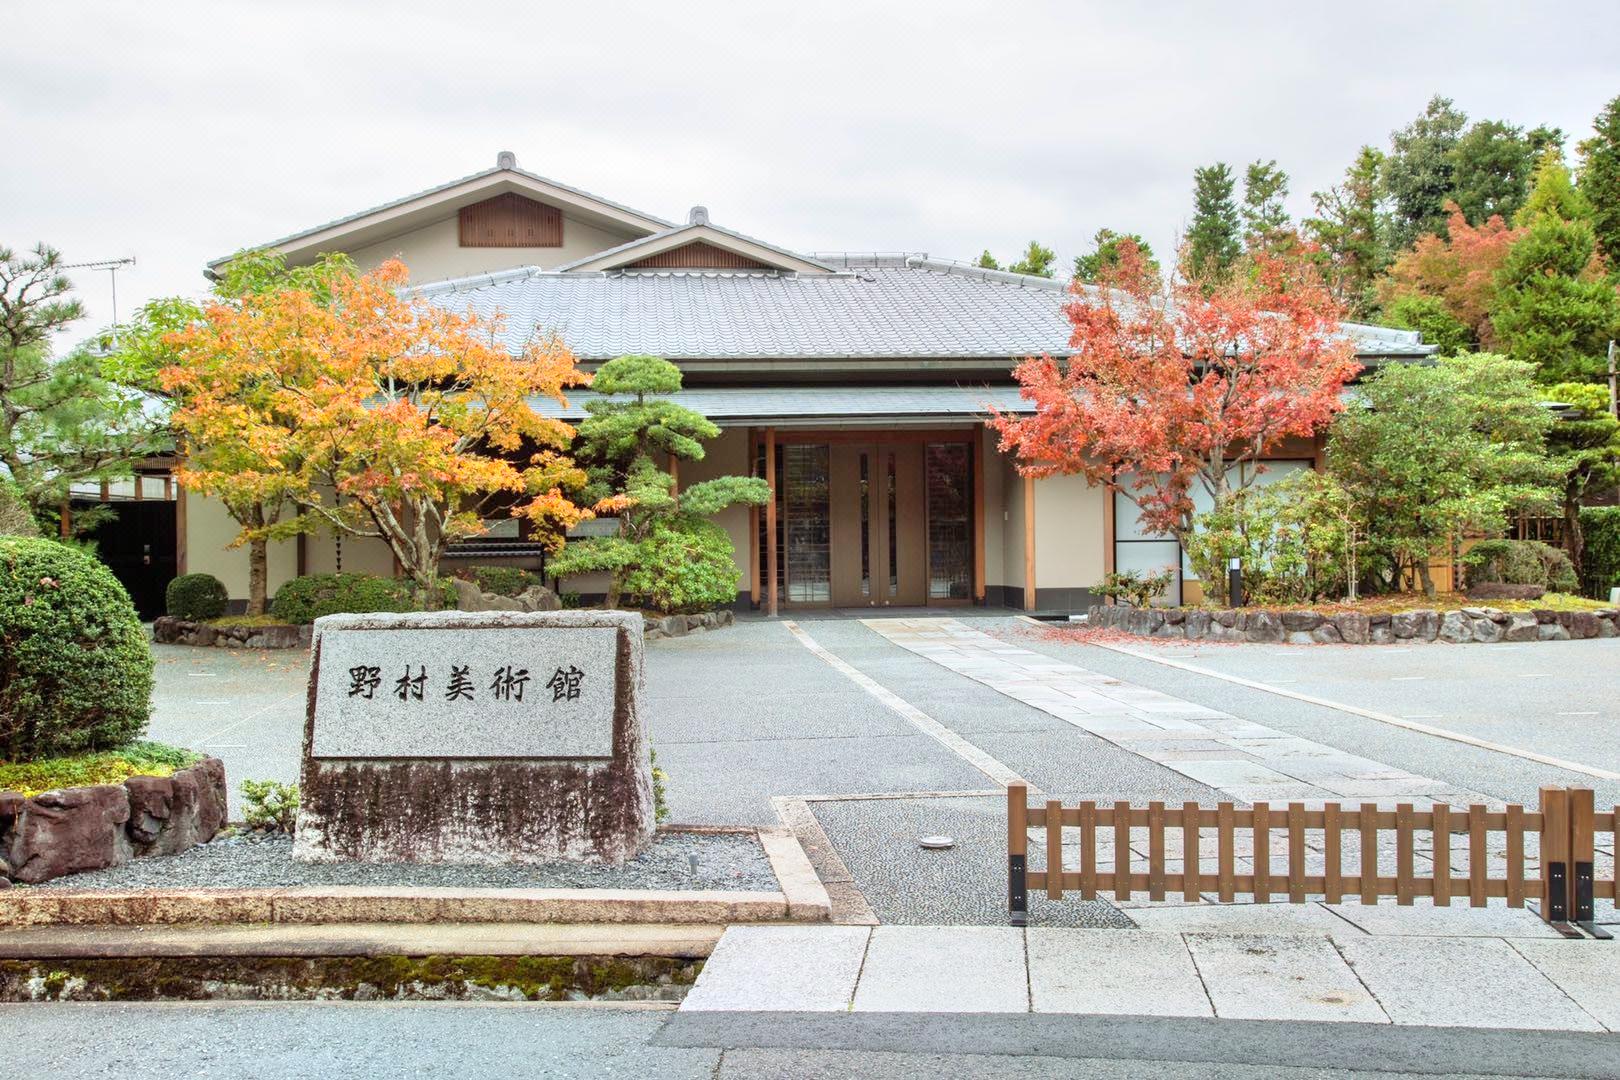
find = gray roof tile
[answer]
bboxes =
[419,258,1435,362]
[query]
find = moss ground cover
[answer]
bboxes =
[0,741,200,797]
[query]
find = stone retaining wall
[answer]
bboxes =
[153,617,309,650]
[1087,604,1620,645]
[645,610,735,641]
[0,759,227,886]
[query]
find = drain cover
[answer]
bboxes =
[918,835,955,850]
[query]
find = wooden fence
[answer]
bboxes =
[1007,784,1614,938]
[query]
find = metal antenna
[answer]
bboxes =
[58,257,137,339]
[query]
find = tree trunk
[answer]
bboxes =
[247,536,268,616]
[1416,558,1435,599]
[1563,493,1585,586]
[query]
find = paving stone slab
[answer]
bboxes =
[852,925,1028,1013]
[1336,937,1604,1031]
[1124,902,1355,936]
[681,925,870,1012]
[1510,939,1620,1032]
[1027,929,1211,1017]
[1184,933,1388,1023]
[1325,898,1566,939]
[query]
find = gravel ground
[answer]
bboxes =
[811,795,1134,928]
[32,830,778,892]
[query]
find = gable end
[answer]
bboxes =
[625,240,768,270]
[459,192,563,248]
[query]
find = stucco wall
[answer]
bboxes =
[1001,457,1027,596]
[1034,473,1106,589]
[344,213,643,283]
[182,492,298,603]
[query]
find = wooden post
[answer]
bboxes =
[58,499,70,538]
[1539,786,1570,923]
[1252,802,1270,903]
[174,485,188,576]
[1080,800,1098,900]
[1007,783,1029,925]
[1505,803,1525,907]
[1395,803,1415,906]
[972,427,986,604]
[1148,801,1166,901]
[764,427,778,618]
[1022,475,1036,611]
[1114,800,1131,901]
[1287,802,1306,904]
[1568,787,1595,925]
[1359,803,1378,904]
[1323,804,1342,905]
[1045,798,1063,900]
[747,429,760,608]
[1181,803,1200,902]
[1433,803,1452,907]
[1468,803,1488,908]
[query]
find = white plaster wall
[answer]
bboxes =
[182,491,298,602]
[1034,473,1107,589]
[344,213,642,283]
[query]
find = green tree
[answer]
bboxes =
[1186,163,1241,280]
[1303,146,1391,319]
[1006,241,1057,278]
[0,244,166,534]
[1383,293,1472,356]
[1241,159,1294,255]
[1325,353,1558,597]
[1448,119,1541,226]
[1385,95,1469,247]
[1576,94,1620,264]
[1491,151,1620,384]
[1072,229,1159,283]
[547,355,768,610]
[1544,382,1620,574]
[974,250,1002,271]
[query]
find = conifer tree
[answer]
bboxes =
[1577,94,1620,264]
[1186,163,1241,280]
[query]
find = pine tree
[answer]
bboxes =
[975,250,1002,271]
[1577,94,1620,264]
[1073,229,1159,283]
[1303,147,1391,319]
[1448,118,1540,226]
[1492,151,1620,384]
[1007,241,1057,278]
[1385,96,1468,247]
[1241,160,1293,255]
[1187,163,1241,280]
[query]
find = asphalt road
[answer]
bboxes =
[3,1002,1613,1079]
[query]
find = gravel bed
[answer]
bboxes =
[31,830,778,892]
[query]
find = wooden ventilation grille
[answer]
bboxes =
[626,241,768,270]
[458,193,562,248]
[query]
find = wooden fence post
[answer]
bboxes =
[1539,786,1570,924]
[1568,787,1599,932]
[1008,783,1029,926]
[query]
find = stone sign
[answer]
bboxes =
[293,610,654,866]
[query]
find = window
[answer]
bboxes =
[926,443,971,600]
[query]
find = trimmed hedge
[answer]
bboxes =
[270,572,455,625]
[1581,506,1620,598]
[0,537,154,761]
[1462,539,1578,594]
[622,519,742,614]
[467,566,545,598]
[165,572,229,621]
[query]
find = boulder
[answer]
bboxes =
[1280,611,1323,632]
[1213,609,1239,629]
[452,578,489,611]
[4,784,132,884]
[1470,617,1503,644]
[1560,611,1600,640]
[1244,611,1284,643]
[1438,611,1472,644]
[1331,613,1369,645]
[1503,613,1539,642]
[1309,622,1343,644]
[1411,610,1441,641]
[1538,620,1570,641]
[1163,608,1186,626]
[1368,623,1394,645]
[1184,610,1212,640]
[1599,615,1617,639]
[124,759,227,856]
[516,585,562,612]
[1390,611,1420,639]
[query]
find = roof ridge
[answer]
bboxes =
[905,256,1070,291]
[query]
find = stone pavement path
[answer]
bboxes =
[866,618,1483,807]
[682,923,1618,1033]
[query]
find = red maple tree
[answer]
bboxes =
[991,242,1361,545]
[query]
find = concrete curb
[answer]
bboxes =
[0,921,725,960]
[0,828,830,930]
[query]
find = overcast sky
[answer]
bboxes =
[5,1,1618,344]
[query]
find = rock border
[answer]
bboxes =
[153,617,310,650]
[645,609,735,641]
[0,825,828,929]
[1,759,228,886]
[1087,604,1620,645]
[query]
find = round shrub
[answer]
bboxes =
[0,537,153,761]
[270,572,455,624]
[622,519,741,614]
[165,572,229,621]
[1464,539,1578,594]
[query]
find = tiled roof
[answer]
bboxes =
[529,384,1032,424]
[418,257,1436,362]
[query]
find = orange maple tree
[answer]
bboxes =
[991,242,1361,547]
[161,260,589,608]
[1380,204,1523,349]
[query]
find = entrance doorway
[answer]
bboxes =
[757,433,975,610]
